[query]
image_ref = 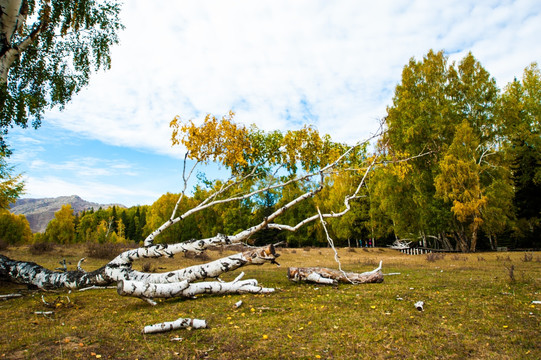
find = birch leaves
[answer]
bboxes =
[170,112,350,176]
[170,111,251,171]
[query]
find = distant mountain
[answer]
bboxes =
[10,195,126,233]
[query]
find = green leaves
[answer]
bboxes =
[171,113,354,178]
[378,49,516,251]
[0,0,124,152]
[0,152,24,210]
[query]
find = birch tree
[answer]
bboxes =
[0,0,123,152]
[379,50,512,251]
[0,113,384,308]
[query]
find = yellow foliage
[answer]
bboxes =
[170,111,252,170]
[382,151,413,180]
[170,112,350,175]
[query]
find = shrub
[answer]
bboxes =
[0,239,8,251]
[141,262,157,273]
[86,242,133,259]
[504,263,515,283]
[29,241,55,255]
[426,252,445,262]
[450,254,467,261]
[184,251,210,261]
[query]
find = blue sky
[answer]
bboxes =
[7,0,541,207]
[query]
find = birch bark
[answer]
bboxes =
[0,244,279,290]
[287,262,384,285]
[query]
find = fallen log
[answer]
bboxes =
[117,270,274,302]
[0,244,278,290]
[143,317,207,334]
[287,261,384,285]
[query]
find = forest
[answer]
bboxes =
[1,51,540,253]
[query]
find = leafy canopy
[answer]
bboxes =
[0,151,24,209]
[170,112,355,177]
[0,0,124,152]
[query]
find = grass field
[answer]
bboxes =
[1,245,540,359]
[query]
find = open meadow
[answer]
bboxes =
[1,246,540,359]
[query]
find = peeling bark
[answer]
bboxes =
[0,244,279,292]
[287,261,384,285]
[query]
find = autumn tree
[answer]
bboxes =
[0,111,383,324]
[0,151,23,209]
[0,208,31,244]
[44,204,75,244]
[378,50,512,251]
[0,0,123,152]
[144,193,200,244]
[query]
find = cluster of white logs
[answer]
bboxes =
[1,233,385,334]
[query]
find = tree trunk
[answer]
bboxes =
[287,261,383,285]
[117,273,274,302]
[0,0,34,84]
[0,243,279,291]
[0,254,109,290]
[143,318,207,334]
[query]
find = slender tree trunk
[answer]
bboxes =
[0,0,25,83]
[470,222,479,252]
[441,232,452,251]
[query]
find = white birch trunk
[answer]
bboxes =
[143,318,207,334]
[0,0,41,84]
[118,276,274,301]
[117,279,190,299]
[0,244,279,290]
[104,244,279,284]
[0,254,110,290]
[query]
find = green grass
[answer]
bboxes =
[1,246,540,359]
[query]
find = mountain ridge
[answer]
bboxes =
[10,195,126,233]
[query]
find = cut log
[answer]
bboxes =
[287,261,384,285]
[143,317,207,334]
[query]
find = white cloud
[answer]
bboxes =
[43,0,541,153]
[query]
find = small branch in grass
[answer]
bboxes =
[0,293,23,300]
[34,311,54,316]
[78,286,116,292]
[55,259,67,272]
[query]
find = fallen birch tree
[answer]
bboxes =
[1,114,395,329]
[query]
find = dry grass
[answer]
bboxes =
[1,245,540,359]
